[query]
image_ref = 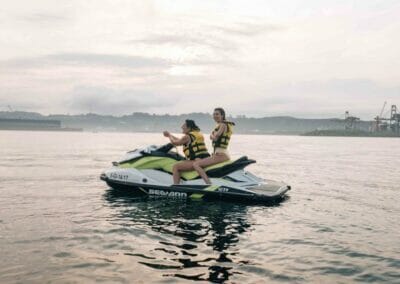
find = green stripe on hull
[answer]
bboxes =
[120,156,176,172]
[190,185,219,200]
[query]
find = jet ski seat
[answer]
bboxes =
[119,155,255,180]
[181,156,255,180]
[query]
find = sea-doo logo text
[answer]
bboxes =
[149,189,187,198]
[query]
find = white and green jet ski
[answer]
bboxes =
[100,143,291,203]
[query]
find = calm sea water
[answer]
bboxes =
[0,131,399,283]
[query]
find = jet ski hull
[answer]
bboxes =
[100,144,291,204]
[100,173,290,203]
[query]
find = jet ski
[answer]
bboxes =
[100,143,291,203]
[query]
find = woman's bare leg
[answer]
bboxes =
[172,160,195,184]
[193,154,229,184]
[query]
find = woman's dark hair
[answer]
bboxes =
[185,119,200,131]
[214,107,235,125]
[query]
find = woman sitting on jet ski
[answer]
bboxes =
[193,107,235,184]
[163,119,210,184]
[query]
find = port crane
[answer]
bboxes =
[373,102,399,133]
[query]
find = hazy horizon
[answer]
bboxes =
[0,109,368,121]
[1,0,399,119]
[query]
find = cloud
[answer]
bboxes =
[48,53,170,69]
[22,12,71,24]
[1,1,399,118]
[129,34,197,45]
[126,20,285,68]
[128,33,238,53]
[211,22,285,37]
[243,79,400,119]
[275,79,400,98]
[0,99,44,112]
[128,22,281,45]
[0,53,170,70]
[67,85,178,114]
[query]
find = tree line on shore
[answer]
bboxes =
[0,111,372,134]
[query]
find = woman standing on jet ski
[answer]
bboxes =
[193,107,235,184]
[163,120,210,184]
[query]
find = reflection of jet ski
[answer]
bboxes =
[103,191,252,282]
[100,143,291,203]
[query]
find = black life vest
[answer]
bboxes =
[212,121,234,149]
[183,131,210,160]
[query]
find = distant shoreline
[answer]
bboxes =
[0,128,83,132]
[2,129,400,138]
[302,129,400,138]
[0,110,371,134]
[1,111,398,137]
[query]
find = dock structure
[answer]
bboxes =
[344,111,360,130]
[0,118,61,130]
[0,118,82,131]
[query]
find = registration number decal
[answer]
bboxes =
[110,173,129,181]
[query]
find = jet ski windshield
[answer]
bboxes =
[118,143,184,165]
[155,143,175,153]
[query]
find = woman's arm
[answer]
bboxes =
[163,131,180,141]
[211,123,226,141]
[166,133,190,146]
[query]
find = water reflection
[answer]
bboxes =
[103,189,258,283]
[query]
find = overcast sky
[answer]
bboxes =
[1,0,399,119]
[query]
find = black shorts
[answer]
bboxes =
[194,153,210,159]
